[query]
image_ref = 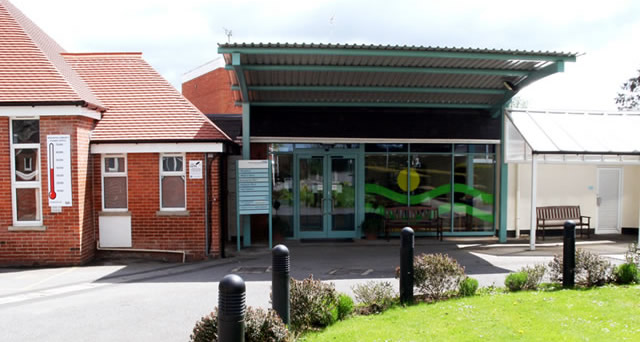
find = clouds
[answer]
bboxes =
[10,0,640,110]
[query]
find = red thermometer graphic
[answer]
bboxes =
[49,143,56,200]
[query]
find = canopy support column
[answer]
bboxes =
[529,154,538,251]
[498,108,508,243]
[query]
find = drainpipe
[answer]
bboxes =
[204,153,210,256]
[220,152,227,258]
[205,153,220,257]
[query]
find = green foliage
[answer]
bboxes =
[289,275,339,332]
[615,69,640,110]
[505,272,528,292]
[190,307,290,342]
[614,263,639,285]
[361,213,384,234]
[458,277,479,297]
[336,294,354,320]
[519,264,546,290]
[549,249,613,287]
[352,281,396,315]
[408,253,466,300]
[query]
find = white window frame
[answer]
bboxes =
[10,117,42,226]
[159,153,186,211]
[101,154,128,212]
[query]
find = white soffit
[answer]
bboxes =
[507,109,640,155]
[91,142,224,154]
[0,105,102,120]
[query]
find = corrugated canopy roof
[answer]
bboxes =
[218,43,576,112]
[506,109,640,164]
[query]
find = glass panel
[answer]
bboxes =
[364,153,408,221]
[104,157,125,173]
[410,154,451,226]
[162,156,183,172]
[12,120,39,144]
[299,157,324,232]
[453,153,495,232]
[331,157,355,231]
[410,144,452,153]
[295,144,323,150]
[365,143,407,153]
[104,177,127,209]
[269,144,294,153]
[14,149,38,182]
[272,154,294,237]
[161,176,185,208]
[16,188,39,221]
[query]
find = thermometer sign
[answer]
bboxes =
[46,135,72,207]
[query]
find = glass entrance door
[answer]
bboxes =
[297,153,357,238]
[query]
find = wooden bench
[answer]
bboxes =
[384,206,443,241]
[536,205,591,240]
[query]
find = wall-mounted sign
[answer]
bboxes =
[189,160,203,179]
[237,160,270,215]
[47,135,72,207]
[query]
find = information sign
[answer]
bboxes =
[47,135,72,207]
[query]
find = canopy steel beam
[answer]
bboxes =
[231,85,505,95]
[224,64,530,77]
[231,53,249,102]
[235,101,491,109]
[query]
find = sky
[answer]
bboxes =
[10,0,640,111]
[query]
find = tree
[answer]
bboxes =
[615,69,640,110]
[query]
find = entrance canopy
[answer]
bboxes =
[506,109,640,164]
[218,43,576,113]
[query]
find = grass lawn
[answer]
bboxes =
[301,286,640,341]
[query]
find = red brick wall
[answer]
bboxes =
[0,116,96,266]
[93,152,222,261]
[182,68,241,114]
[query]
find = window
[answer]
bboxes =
[10,119,41,225]
[160,154,186,210]
[102,155,127,210]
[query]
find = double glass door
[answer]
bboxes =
[297,153,356,238]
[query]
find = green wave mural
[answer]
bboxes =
[365,183,494,223]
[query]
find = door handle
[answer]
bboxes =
[596,196,601,206]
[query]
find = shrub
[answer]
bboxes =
[244,307,290,342]
[519,264,546,290]
[289,275,339,332]
[352,281,396,314]
[408,253,466,300]
[336,294,354,320]
[549,248,612,287]
[190,307,289,342]
[614,263,639,285]
[458,277,478,297]
[190,309,218,342]
[505,272,528,292]
[625,243,640,266]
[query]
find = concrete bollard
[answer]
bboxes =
[563,221,576,288]
[400,227,415,305]
[272,244,290,325]
[218,274,246,342]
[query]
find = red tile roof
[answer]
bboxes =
[0,0,104,109]
[63,53,230,141]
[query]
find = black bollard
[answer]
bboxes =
[400,227,415,305]
[272,244,290,325]
[563,221,576,288]
[218,274,246,342]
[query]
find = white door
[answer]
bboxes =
[597,168,622,234]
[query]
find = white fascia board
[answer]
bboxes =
[0,105,101,120]
[91,142,224,154]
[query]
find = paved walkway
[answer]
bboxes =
[0,234,635,341]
